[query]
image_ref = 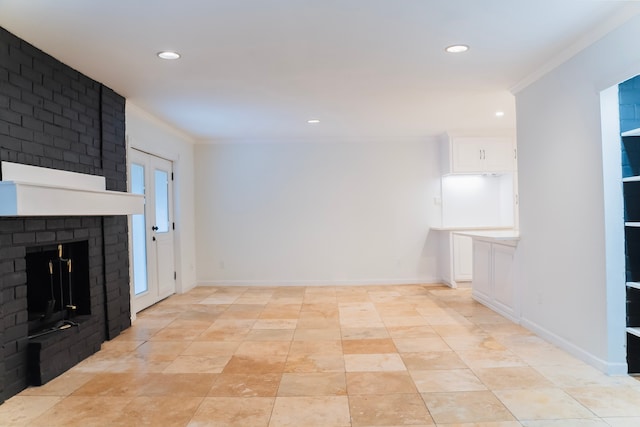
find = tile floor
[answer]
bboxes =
[2,284,640,426]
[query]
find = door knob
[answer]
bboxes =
[152,226,159,231]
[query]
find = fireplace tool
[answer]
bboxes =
[42,260,56,321]
[56,244,77,319]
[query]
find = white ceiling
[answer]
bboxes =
[0,0,637,142]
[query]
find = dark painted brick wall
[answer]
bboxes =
[0,26,131,402]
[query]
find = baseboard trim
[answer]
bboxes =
[520,317,628,375]
[197,277,443,287]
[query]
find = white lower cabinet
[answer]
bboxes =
[472,239,518,322]
[453,234,473,282]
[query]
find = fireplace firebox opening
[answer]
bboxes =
[26,241,91,337]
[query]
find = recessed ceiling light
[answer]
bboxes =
[157,51,181,60]
[445,44,469,53]
[307,119,320,124]
[495,111,505,117]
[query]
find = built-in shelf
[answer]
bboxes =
[628,282,640,290]
[628,327,640,339]
[626,222,640,227]
[622,128,640,137]
[623,176,640,182]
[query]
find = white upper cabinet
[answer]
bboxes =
[442,135,516,174]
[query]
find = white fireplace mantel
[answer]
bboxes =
[0,161,144,216]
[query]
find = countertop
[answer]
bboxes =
[430,226,514,231]
[453,229,520,242]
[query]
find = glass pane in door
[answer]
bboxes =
[155,169,170,233]
[131,163,148,295]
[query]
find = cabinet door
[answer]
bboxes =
[453,234,473,281]
[472,240,492,299]
[451,138,484,173]
[483,138,515,172]
[492,243,515,313]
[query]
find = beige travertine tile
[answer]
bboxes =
[223,354,288,374]
[382,316,430,327]
[138,373,217,397]
[99,339,144,354]
[188,397,273,427]
[288,340,343,356]
[457,349,527,369]
[402,351,469,371]
[421,391,516,424]
[277,372,346,396]
[259,304,302,319]
[387,325,438,339]
[474,367,554,390]
[115,396,203,427]
[162,355,231,373]
[344,353,407,372]
[253,319,299,329]
[269,396,351,427]
[394,337,451,353]
[410,369,487,392]
[71,373,145,397]
[181,340,240,356]
[296,313,342,329]
[520,420,608,426]
[209,373,281,397]
[564,386,640,417]
[294,327,341,340]
[342,338,397,354]
[349,393,434,426]
[19,372,94,396]
[284,353,346,373]
[134,340,192,361]
[234,341,291,356]
[6,284,630,427]
[0,395,63,426]
[534,364,638,388]
[341,327,391,339]
[148,327,204,341]
[99,354,173,373]
[29,396,134,427]
[494,388,596,420]
[442,335,506,351]
[246,329,295,341]
[437,423,522,427]
[164,317,213,331]
[346,371,417,395]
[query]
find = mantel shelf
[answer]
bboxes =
[0,161,143,217]
[0,181,144,216]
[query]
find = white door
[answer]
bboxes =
[130,149,176,313]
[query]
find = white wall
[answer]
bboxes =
[125,102,198,293]
[441,174,514,228]
[514,13,640,373]
[195,139,442,285]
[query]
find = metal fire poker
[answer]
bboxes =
[56,244,77,319]
[43,260,55,320]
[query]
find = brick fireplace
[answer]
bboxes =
[0,27,132,402]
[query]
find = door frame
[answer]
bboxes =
[126,137,181,321]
